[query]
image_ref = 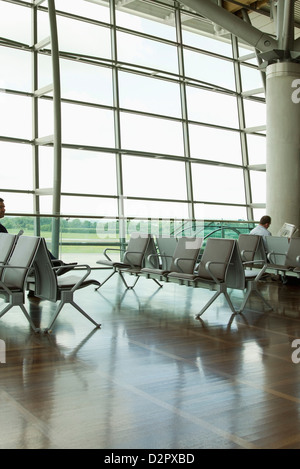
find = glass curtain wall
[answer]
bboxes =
[0,0,266,262]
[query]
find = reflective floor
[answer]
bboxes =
[1,270,300,449]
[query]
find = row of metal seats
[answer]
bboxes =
[0,233,101,334]
[263,236,300,281]
[2,232,298,334]
[96,233,274,318]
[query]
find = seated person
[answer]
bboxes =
[0,197,76,290]
[250,215,272,237]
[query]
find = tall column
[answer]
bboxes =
[266,62,300,236]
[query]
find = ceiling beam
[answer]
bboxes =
[178,0,278,52]
[222,1,269,14]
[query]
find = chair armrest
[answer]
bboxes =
[147,253,161,268]
[0,265,32,295]
[242,259,265,267]
[267,250,287,263]
[240,249,254,261]
[0,279,13,295]
[204,260,227,284]
[123,250,144,268]
[54,264,91,291]
[103,248,121,262]
[174,257,194,273]
[242,260,268,281]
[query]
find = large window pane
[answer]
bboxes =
[120,113,184,155]
[60,59,113,106]
[186,86,239,128]
[116,4,176,41]
[243,99,266,129]
[253,208,267,222]
[61,103,115,147]
[61,150,117,195]
[118,72,181,117]
[0,0,269,226]
[124,199,189,219]
[240,64,264,94]
[194,203,247,221]
[0,1,31,44]
[122,156,187,199]
[0,193,33,215]
[0,47,31,92]
[117,31,178,74]
[55,0,110,22]
[250,171,266,204]
[38,99,54,138]
[0,94,32,139]
[39,147,53,189]
[189,125,242,164]
[192,164,246,204]
[182,19,233,58]
[37,9,51,43]
[38,54,53,91]
[60,196,118,217]
[247,134,266,165]
[0,142,32,190]
[184,49,235,90]
[57,16,111,59]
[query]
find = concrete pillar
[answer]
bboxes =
[266,62,300,236]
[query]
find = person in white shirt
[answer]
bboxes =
[250,215,272,236]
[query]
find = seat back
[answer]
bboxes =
[263,236,289,265]
[169,237,203,274]
[143,236,159,268]
[124,233,151,267]
[0,233,17,273]
[1,235,40,289]
[196,238,236,281]
[238,234,261,262]
[156,236,178,270]
[32,238,58,301]
[238,234,267,269]
[285,237,300,268]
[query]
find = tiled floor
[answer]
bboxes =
[1,270,300,449]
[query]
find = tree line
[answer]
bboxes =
[4,217,98,233]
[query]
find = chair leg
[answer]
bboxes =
[236,283,273,314]
[223,291,238,314]
[195,285,237,319]
[20,304,40,333]
[195,290,222,318]
[44,301,65,333]
[0,303,13,319]
[118,271,141,289]
[0,301,40,333]
[94,269,116,290]
[70,300,101,328]
[44,299,101,333]
[152,278,163,288]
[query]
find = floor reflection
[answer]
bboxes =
[1,272,300,448]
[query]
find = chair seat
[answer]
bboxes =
[167,272,195,281]
[244,268,266,278]
[267,263,292,271]
[140,267,169,276]
[57,275,100,289]
[96,259,129,268]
